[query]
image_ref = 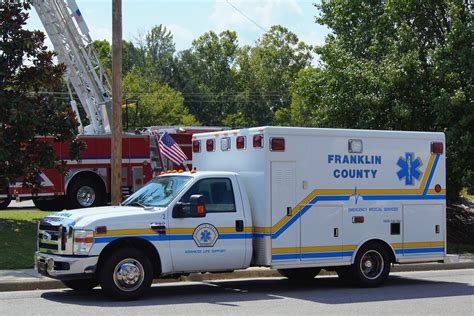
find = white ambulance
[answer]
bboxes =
[35,126,447,300]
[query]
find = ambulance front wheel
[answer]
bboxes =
[278,267,321,281]
[352,243,390,287]
[99,247,153,300]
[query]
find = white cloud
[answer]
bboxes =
[167,24,196,51]
[90,27,113,42]
[210,0,303,33]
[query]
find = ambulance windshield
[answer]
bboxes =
[122,176,192,208]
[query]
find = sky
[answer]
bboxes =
[25,0,330,52]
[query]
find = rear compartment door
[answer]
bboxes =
[271,162,298,263]
[402,204,445,256]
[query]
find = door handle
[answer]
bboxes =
[435,225,440,234]
[235,220,244,232]
[150,223,166,235]
[287,207,292,216]
[334,228,339,237]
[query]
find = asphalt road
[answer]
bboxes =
[0,269,472,315]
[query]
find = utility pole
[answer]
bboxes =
[111,0,122,205]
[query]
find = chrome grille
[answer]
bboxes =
[37,220,71,254]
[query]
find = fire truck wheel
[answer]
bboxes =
[278,268,321,281]
[67,178,105,209]
[62,278,99,291]
[0,198,11,209]
[352,243,390,287]
[33,197,66,212]
[99,247,153,301]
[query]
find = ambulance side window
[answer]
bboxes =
[180,178,236,213]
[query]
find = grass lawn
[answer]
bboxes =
[0,210,51,269]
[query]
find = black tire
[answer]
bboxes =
[33,197,66,212]
[278,268,321,281]
[67,177,105,209]
[62,278,99,291]
[351,243,391,287]
[0,198,11,209]
[99,247,153,300]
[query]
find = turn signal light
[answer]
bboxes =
[431,142,443,154]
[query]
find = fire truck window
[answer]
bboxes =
[180,178,236,213]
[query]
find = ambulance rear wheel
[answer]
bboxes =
[352,243,390,287]
[99,247,153,300]
[278,268,321,281]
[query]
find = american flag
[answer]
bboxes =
[158,132,188,166]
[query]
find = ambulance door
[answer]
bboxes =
[300,205,343,262]
[168,176,247,272]
[402,204,445,256]
[271,162,298,263]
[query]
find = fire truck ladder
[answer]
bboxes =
[32,0,111,135]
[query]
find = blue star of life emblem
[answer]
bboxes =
[397,152,423,185]
[200,230,211,242]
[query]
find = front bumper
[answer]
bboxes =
[35,252,99,280]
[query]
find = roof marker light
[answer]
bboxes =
[236,136,246,149]
[253,135,263,148]
[192,140,201,153]
[206,139,215,152]
[270,137,285,151]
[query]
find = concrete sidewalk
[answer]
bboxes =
[1,254,473,292]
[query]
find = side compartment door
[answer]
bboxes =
[168,176,247,272]
[271,162,298,263]
[300,205,343,262]
[403,204,445,256]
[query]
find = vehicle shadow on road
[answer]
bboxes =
[40,273,474,307]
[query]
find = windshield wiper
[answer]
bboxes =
[125,201,146,208]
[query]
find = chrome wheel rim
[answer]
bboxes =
[113,258,145,292]
[360,250,384,280]
[76,186,95,207]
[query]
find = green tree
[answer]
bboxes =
[293,0,473,200]
[123,69,198,128]
[0,2,82,193]
[140,25,176,84]
[93,39,140,76]
[228,26,313,127]
[176,30,239,125]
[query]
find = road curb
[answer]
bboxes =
[0,262,472,292]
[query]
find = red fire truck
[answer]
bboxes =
[0,2,228,210]
[0,126,224,211]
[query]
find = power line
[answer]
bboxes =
[225,0,267,33]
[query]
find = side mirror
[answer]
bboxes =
[172,194,206,218]
[189,194,206,217]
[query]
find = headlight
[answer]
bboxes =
[73,230,94,255]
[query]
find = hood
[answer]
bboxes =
[42,205,165,229]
